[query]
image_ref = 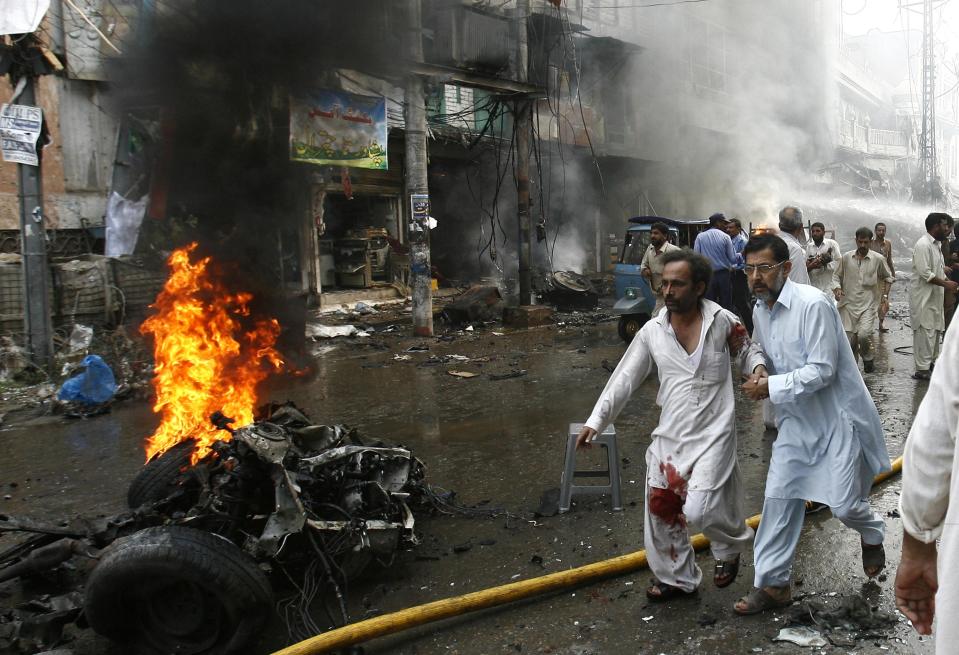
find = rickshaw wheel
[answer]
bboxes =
[618,314,648,343]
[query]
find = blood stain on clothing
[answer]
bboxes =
[649,461,688,527]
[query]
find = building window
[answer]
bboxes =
[684,15,727,93]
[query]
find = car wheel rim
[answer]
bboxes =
[141,580,223,653]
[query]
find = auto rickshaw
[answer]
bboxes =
[614,216,710,342]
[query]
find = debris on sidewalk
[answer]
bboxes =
[56,324,94,375]
[56,355,117,412]
[0,336,31,382]
[772,626,828,647]
[785,594,897,638]
[441,286,503,327]
[447,370,479,379]
[502,305,553,328]
[306,324,369,339]
[537,271,599,312]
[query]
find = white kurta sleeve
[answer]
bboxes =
[584,328,654,433]
[914,240,937,283]
[899,322,958,543]
[830,241,842,267]
[767,300,838,404]
[826,241,841,276]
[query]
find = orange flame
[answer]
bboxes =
[140,242,284,464]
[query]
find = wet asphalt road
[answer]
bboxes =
[0,296,938,655]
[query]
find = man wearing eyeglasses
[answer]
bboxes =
[733,234,891,615]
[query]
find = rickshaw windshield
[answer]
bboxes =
[621,231,650,265]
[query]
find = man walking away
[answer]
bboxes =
[832,227,894,374]
[896,319,959,652]
[870,222,895,332]
[693,212,741,311]
[777,206,812,285]
[805,222,841,296]
[908,213,958,381]
[578,250,764,602]
[727,218,753,333]
[734,234,891,615]
[640,221,681,316]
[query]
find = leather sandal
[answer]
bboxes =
[862,539,885,578]
[646,579,697,602]
[714,555,740,588]
[734,587,792,615]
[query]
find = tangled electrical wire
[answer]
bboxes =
[417,482,527,527]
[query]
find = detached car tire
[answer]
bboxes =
[84,526,273,655]
[617,313,649,343]
[127,439,196,508]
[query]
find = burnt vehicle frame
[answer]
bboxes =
[0,403,426,654]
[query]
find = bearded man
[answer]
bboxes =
[578,249,763,602]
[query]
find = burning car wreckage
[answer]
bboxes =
[0,403,475,654]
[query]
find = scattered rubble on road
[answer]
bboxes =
[0,402,525,654]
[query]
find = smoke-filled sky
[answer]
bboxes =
[842,0,959,40]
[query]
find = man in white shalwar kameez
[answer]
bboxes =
[734,234,892,615]
[577,250,765,600]
[777,206,812,286]
[896,319,959,653]
[908,213,959,380]
[805,221,841,296]
[832,226,894,373]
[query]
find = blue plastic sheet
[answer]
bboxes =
[57,355,117,405]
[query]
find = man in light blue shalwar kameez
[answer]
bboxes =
[734,234,892,615]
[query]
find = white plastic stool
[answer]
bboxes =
[558,422,622,513]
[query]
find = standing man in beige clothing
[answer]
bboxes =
[641,222,681,315]
[870,222,895,332]
[832,227,894,374]
[909,213,958,380]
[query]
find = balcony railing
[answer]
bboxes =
[870,128,906,146]
[839,123,910,157]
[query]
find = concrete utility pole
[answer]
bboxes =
[405,0,433,336]
[16,78,54,372]
[514,0,533,305]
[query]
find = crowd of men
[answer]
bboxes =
[577,207,959,652]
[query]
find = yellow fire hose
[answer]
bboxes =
[273,456,904,655]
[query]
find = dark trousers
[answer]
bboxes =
[731,269,754,333]
[707,269,734,312]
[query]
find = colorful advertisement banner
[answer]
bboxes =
[290,89,388,170]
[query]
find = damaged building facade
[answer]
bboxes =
[3,0,934,322]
